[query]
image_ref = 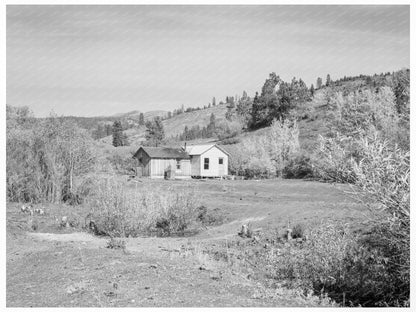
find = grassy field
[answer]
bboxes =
[7,178,366,307]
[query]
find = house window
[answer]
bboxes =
[219,158,224,165]
[204,158,209,170]
[176,160,181,170]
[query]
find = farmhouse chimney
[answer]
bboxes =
[184,142,187,151]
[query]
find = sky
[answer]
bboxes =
[6,5,410,117]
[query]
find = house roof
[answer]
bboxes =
[136,147,190,159]
[185,144,230,156]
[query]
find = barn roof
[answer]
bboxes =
[185,144,230,156]
[136,147,190,159]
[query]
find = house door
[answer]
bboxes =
[218,157,225,176]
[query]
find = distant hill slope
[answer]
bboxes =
[163,104,227,138]
[98,104,228,147]
[97,70,403,150]
[109,110,168,120]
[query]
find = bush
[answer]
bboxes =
[291,223,304,239]
[6,113,97,204]
[283,153,313,179]
[303,132,409,306]
[87,179,204,237]
[228,118,300,178]
[270,221,408,306]
[106,237,126,250]
[196,206,226,226]
[311,134,358,183]
[105,147,137,174]
[220,137,240,145]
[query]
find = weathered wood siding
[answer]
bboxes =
[134,149,151,176]
[190,155,201,176]
[198,146,228,177]
[150,159,191,177]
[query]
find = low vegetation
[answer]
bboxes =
[86,179,209,237]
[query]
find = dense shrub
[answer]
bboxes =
[270,220,409,307]
[87,179,204,237]
[7,110,97,204]
[291,223,304,239]
[105,147,137,173]
[196,206,226,226]
[228,118,300,178]
[282,153,313,179]
[220,137,240,145]
[303,132,409,306]
[311,134,358,183]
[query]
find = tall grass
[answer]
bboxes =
[86,179,202,237]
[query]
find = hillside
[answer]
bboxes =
[95,70,406,153]
[163,103,228,138]
[98,104,228,147]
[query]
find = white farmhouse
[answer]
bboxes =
[185,144,229,178]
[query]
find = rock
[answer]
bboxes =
[239,224,248,237]
[104,291,116,297]
[286,228,293,241]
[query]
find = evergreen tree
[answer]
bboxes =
[310,84,315,96]
[145,117,165,147]
[112,120,124,147]
[326,74,332,87]
[207,113,216,137]
[105,124,112,136]
[184,125,189,140]
[138,113,145,126]
[225,100,235,121]
[316,77,323,89]
[212,97,216,106]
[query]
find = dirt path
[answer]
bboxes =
[9,228,311,307]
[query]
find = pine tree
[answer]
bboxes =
[310,84,315,96]
[316,77,323,89]
[212,97,216,106]
[112,121,124,147]
[326,74,331,87]
[145,117,165,147]
[138,113,145,126]
[207,113,216,137]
